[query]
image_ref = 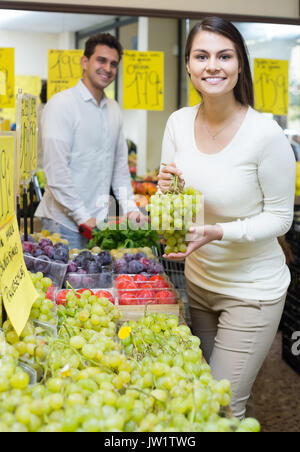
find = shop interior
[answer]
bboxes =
[0,4,299,433]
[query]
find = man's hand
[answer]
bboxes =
[84,218,97,229]
[163,224,223,260]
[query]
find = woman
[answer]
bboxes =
[158,17,296,420]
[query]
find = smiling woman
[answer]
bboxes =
[157,16,296,421]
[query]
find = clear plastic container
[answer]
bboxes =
[18,360,38,385]
[117,286,178,306]
[24,254,68,288]
[64,268,113,289]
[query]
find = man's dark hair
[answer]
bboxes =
[84,33,123,61]
[40,80,47,104]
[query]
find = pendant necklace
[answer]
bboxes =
[202,104,243,140]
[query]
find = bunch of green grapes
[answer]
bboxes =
[119,313,261,432]
[149,183,202,254]
[29,272,57,326]
[3,319,50,367]
[57,290,121,338]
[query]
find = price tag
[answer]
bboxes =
[123,50,164,110]
[29,95,38,173]
[0,48,15,109]
[0,216,38,336]
[48,49,83,100]
[254,59,289,116]
[19,95,31,185]
[0,134,15,229]
[189,79,202,107]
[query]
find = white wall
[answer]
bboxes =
[8,0,300,19]
[0,30,73,78]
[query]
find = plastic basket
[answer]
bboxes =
[153,245,186,290]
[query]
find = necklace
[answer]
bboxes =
[202,104,243,140]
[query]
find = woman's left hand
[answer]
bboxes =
[163,224,223,261]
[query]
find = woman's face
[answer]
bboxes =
[186,30,240,100]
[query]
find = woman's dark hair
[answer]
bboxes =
[185,17,254,107]
[84,33,123,61]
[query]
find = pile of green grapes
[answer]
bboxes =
[56,289,122,338]
[0,273,261,432]
[29,272,57,326]
[149,175,202,254]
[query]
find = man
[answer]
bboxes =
[35,33,143,249]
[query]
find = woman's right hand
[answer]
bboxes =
[158,162,185,193]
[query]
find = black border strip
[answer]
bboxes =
[0,1,299,25]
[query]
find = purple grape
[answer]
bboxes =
[67,261,78,273]
[77,268,87,275]
[44,245,55,259]
[86,261,100,274]
[38,238,53,249]
[113,259,128,274]
[34,255,51,274]
[53,247,69,264]
[21,234,35,243]
[22,241,35,254]
[34,247,45,258]
[82,276,95,288]
[65,273,81,289]
[81,257,94,271]
[128,260,144,274]
[134,252,147,260]
[123,253,135,263]
[99,271,112,288]
[97,251,112,266]
[24,253,34,270]
[148,261,164,274]
[140,258,151,271]
[54,242,69,250]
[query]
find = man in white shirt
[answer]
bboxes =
[35,33,142,249]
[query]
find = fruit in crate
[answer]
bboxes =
[64,250,113,289]
[29,229,69,246]
[22,243,69,288]
[148,169,202,254]
[113,252,164,274]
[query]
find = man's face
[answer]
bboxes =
[81,44,119,92]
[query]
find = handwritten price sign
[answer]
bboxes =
[254,59,289,116]
[0,48,15,109]
[48,49,83,100]
[0,217,38,335]
[29,95,38,173]
[123,50,164,110]
[0,134,15,229]
[19,95,31,185]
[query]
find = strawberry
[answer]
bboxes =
[156,290,176,304]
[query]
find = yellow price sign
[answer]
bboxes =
[48,49,83,100]
[0,134,15,229]
[123,50,164,110]
[254,59,289,116]
[29,96,38,173]
[19,95,31,185]
[0,48,15,109]
[0,216,38,336]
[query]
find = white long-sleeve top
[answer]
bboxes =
[161,105,296,300]
[35,80,138,232]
